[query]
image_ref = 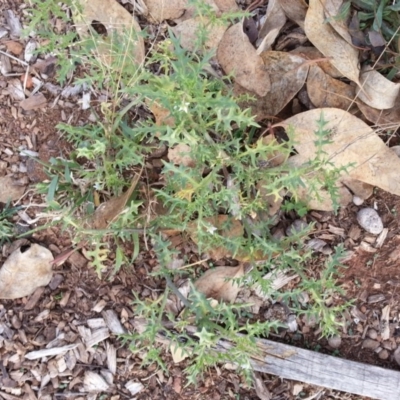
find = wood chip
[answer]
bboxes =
[19,93,47,111]
[125,380,144,396]
[24,287,45,310]
[92,300,107,313]
[328,225,346,238]
[87,318,107,330]
[367,294,385,304]
[25,344,79,360]
[102,310,126,334]
[381,305,391,341]
[375,228,388,248]
[85,328,110,348]
[83,371,110,393]
[106,343,117,375]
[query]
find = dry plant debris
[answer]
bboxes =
[1,0,400,398]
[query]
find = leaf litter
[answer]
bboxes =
[3,0,400,397]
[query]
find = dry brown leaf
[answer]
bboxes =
[260,51,308,116]
[291,46,342,78]
[356,66,400,110]
[170,343,191,363]
[147,100,176,129]
[214,0,239,12]
[323,0,354,45]
[90,170,142,229]
[74,0,145,66]
[307,65,355,110]
[278,0,308,29]
[284,108,400,202]
[172,17,227,52]
[187,215,243,259]
[144,0,187,22]
[289,155,353,211]
[4,40,23,55]
[305,0,361,89]
[168,144,195,167]
[357,94,400,126]
[194,264,246,302]
[217,22,270,97]
[0,175,25,203]
[237,51,308,119]
[341,178,373,200]
[0,244,54,299]
[257,0,286,53]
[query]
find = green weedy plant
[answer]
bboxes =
[0,203,18,246]
[27,0,352,385]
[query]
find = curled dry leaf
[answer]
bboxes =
[90,170,142,229]
[305,0,361,89]
[323,0,354,45]
[278,0,307,29]
[307,65,355,110]
[144,0,187,23]
[0,244,54,299]
[284,108,400,207]
[172,17,227,52]
[74,0,145,66]
[356,66,400,110]
[217,22,270,97]
[357,93,400,125]
[257,0,286,53]
[194,263,247,302]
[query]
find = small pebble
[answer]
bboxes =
[328,335,341,349]
[378,349,389,360]
[357,208,383,235]
[362,339,380,350]
[353,195,364,206]
[367,329,378,340]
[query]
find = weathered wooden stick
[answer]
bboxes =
[248,339,400,400]
[133,318,400,400]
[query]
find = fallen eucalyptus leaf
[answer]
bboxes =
[284,108,400,207]
[307,65,355,110]
[236,51,308,118]
[172,17,227,52]
[194,263,246,302]
[291,46,342,78]
[356,66,400,110]
[187,215,243,259]
[257,0,286,53]
[305,0,362,89]
[74,0,145,66]
[144,0,187,23]
[90,170,142,229]
[217,22,271,97]
[0,244,54,299]
[170,342,191,363]
[279,0,307,29]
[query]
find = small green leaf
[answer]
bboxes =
[46,175,59,202]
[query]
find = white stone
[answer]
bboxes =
[357,208,383,235]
